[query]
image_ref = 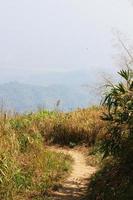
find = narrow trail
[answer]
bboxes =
[50,147,97,200]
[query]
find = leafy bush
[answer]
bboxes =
[86,68,133,200]
[101,69,133,157]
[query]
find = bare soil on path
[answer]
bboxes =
[49,147,97,200]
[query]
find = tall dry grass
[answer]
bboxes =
[0,106,106,199]
[0,112,71,200]
[36,107,106,146]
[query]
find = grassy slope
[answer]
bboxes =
[1,106,132,200]
[0,112,72,200]
[0,106,105,200]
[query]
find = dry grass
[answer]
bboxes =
[9,107,106,146]
[0,112,71,200]
[39,107,106,146]
[0,106,106,200]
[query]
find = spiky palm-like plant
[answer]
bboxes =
[101,69,133,157]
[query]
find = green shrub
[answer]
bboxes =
[101,69,133,157]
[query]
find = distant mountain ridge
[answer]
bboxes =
[0,82,100,112]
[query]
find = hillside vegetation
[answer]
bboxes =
[12,107,105,146]
[87,68,133,200]
[0,68,133,200]
[0,112,72,200]
[0,106,105,200]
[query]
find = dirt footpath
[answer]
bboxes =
[50,147,97,200]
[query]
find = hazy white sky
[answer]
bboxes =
[0,0,133,84]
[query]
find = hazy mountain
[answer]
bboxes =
[0,82,101,112]
[0,68,116,86]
